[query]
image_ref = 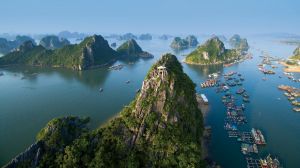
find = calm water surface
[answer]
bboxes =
[0,37,299,167]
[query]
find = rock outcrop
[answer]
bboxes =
[0,35,36,54]
[39,35,70,49]
[4,54,204,167]
[0,35,119,70]
[185,37,239,65]
[170,35,198,50]
[139,34,152,40]
[118,33,137,40]
[117,39,153,59]
[229,34,249,52]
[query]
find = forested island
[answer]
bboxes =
[229,34,249,52]
[117,39,153,59]
[0,35,153,70]
[4,54,205,168]
[184,37,240,65]
[39,35,70,50]
[170,35,198,50]
[0,35,36,54]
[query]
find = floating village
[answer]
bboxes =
[200,70,282,168]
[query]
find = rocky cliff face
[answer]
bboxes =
[185,37,239,65]
[229,34,249,52]
[4,54,204,167]
[0,35,119,70]
[117,39,153,59]
[39,35,70,49]
[293,46,300,56]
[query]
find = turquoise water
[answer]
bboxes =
[0,37,299,167]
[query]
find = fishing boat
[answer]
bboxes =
[251,128,266,145]
[236,88,245,94]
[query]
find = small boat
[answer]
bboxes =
[126,80,130,84]
[243,98,250,102]
[99,88,103,92]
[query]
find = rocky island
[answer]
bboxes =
[4,54,205,168]
[170,35,198,50]
[0,35,36,54]
[0,35,119,70]
[118,33,137,40]
[281,46,300,72]
[39,35,70,49]
[229,34,249,52]
[117,39,153,59]
[185,37,240,65]
[139,33,152,40]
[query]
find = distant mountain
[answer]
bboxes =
[4,54,204,168]
[0,35,36,54]
[117,39,153,59]
[170,35,198,50]
[118,33,137,40]
[58,31,87,39]
[159,34,172,40]
[139,34,152,40]
[185,37,239,65]
[0,35,119,70]
[229,34,249,52]
[39,35,70,49]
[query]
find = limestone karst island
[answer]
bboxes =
[1,1,299,168]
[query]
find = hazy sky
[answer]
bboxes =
[0,0,299,35]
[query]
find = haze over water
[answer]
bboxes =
[0,36,299,167]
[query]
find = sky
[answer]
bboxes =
[0,0,299,35]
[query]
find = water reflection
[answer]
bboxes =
[1,66,111,88]
[186,64,224,77]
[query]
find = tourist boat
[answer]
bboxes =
[251,128,266,145]
[293,107,300,112]
[259,154,281,168]
[236,88,245,94]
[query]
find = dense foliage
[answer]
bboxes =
[5,54,205,168]
[0,35,36,54]
[185,37,239,65]
[0,35,119,70]
[117,39,153,59]
[170,36,198,50]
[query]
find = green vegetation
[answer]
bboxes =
[39,35,70,49]
[0,35,119,70]
[5,54,205,168]
[170,35,198,50]
[0,35,36,54]
[117,39,153,59]
[229,34,249,52]
[185,37,239,65]
[287,46,300,63]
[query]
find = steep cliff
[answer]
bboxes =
[185,37,239,65]
[0,35,119,70]
[4,54,204,168]
[117,39,153,59]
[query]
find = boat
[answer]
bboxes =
[99,88,103,92]
[251,128,266,145]
[236,88,245,94]
[259,154,281,168]
[293,107,300,112]
[126,80,130,84]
